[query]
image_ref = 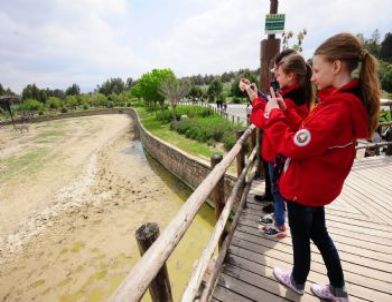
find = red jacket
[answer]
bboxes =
[250,84,309,162]
[265,80,369,206]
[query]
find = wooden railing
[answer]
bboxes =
[356,121,392,156]
[110,125,259,302]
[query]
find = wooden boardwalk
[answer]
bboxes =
[211,155,392,302]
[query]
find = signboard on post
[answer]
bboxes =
[265,14,285,34]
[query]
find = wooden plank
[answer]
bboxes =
[233,230,392,273]
[236,223,392,256]
[242,206,392,233]
[212,285,254,302]
[236,224,392,261]
[240,211,392,245]
[225,255,370,302]
[345,176,392,213]
[223,264,320,302]
[226,250,390,301]
[340,185,392,224]
[239,212,392,253]
[228,246,392,299]
[230,236,392,283]
[216,273,289,302]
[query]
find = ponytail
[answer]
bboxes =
[315,33,381,136]
[279,53,314,109]
[360,51,380,135]
[304,64,314,110]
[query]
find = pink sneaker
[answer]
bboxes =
[273,267,304,295]
[310,284,349,302]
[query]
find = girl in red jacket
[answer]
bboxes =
[266,33,380,301]
[241,52,313,238]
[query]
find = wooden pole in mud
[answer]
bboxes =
[135,223,173,302]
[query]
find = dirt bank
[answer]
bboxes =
[0,115,214,301]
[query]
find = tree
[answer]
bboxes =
[47,97,62,111]
[159,78,190,120]
[282,29,307,52]
[207,79,223,102]
[188,86,204,100]
[65,83,80,96]
[22,84,47,103]
[46,88,65,99]
[380,32,392,63]
[97,78,125,95]
[133,69,176,108]
[126,77,134,90]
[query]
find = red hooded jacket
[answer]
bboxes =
[250,84,309,162]
[265,80,369,206]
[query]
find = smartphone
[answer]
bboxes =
[270,79,280,93]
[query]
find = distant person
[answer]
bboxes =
[241,51,312,238]
[266,33,380,301]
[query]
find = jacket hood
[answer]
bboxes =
[332,80,369,139]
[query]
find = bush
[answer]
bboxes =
[38,110,44,115]
[223,134,237,151]
[83,104,89,110]
[175,114,243,148]
[232,97,244,104]
[19,99,44,112]
[61,107,68,113]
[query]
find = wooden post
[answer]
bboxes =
[260,0,281,93]
[386,130,392,156]
[210,154,226,247]
[236,131,245,177]
[250,127,256,151]
[135,223,173,302]
[232,115,235,123]
[237,116,240,124]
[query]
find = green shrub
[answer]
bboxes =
[61,107,68,113]
[83,104,89,110]
[232,97,244,104]
[19,99,44,112]
[223,134,237,151]
[38,110,44,115]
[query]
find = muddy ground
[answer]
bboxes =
[0,115,214,301]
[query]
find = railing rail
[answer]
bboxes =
[181,146,258,301]
[109,125,257,302]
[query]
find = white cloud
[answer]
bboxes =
[0,0,391,93]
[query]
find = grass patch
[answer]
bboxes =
[37,130,65,143]
[1,148,49,181]
[137,107,223,159]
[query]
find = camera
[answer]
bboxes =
[270,79,280,92]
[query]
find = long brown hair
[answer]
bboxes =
[315,33,380,135]
[279,53,314,109]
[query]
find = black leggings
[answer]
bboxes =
[287,202,345,288]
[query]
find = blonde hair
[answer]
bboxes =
[279,53,314,109]
[315,33,380,135]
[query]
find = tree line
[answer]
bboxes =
[1,30,391,117]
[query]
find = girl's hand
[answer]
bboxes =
[276,92,287,111]
[264,87,284,118]
[239,80,249,92]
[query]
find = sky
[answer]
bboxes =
[0,0,391,93]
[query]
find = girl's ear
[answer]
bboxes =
[288,72,296,81]
[332,60,342,74]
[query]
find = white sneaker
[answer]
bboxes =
[310,284,349,302]
[273,267,304,295]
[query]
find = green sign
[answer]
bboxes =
[265,14,285,34]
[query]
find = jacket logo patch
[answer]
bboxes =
[294,129,311,147]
